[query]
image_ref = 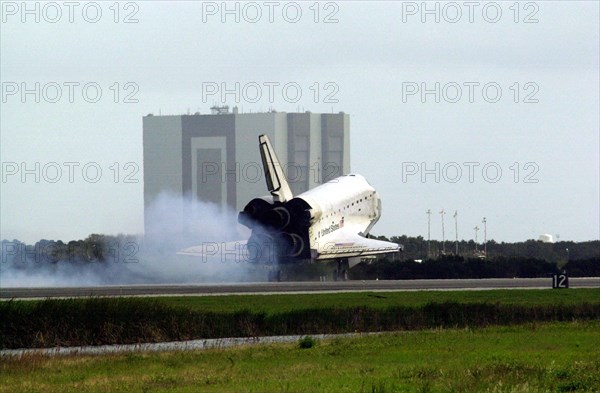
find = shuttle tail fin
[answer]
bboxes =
[259,134,293,203]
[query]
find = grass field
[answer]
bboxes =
[1,321,599,393]
[157,288,600,313]
[2,289,600,349]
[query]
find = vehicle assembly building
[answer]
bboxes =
[142,107,350,235]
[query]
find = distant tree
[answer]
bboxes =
[564,258,600,277]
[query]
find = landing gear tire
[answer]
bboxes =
[335,258,349,281]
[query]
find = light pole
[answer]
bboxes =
[440,209,446,255]
[426,209,432,258]
[474,226,479,252]
[482,217,487,257]
[454,211,458,255]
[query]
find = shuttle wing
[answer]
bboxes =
[316,228,401,259]
[177,241,248,263]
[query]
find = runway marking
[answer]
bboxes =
[1,278,598,299]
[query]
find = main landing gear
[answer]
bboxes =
[334,258,349,281]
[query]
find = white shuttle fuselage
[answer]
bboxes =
[297,174,384,259]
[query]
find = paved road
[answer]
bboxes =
[1,277,598,299]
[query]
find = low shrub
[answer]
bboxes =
[298,336,317,349]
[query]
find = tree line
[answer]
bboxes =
[1,234,138,268]
[349,255,599,280]
[374,235,599,265]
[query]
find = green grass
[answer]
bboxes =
[1,321,599,392]
[157,288,600,313]
[2,289,599,349]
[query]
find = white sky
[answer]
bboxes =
[1,1,598,243]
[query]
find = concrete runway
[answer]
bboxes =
[1,277,598,299]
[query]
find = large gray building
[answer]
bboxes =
[142,107,350,234]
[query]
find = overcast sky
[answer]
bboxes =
[1,1,598,243]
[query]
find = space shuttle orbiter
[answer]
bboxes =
[180,134,401,268]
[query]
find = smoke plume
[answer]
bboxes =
[0,192,269,287]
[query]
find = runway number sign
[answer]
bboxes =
[552,273,569,289]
